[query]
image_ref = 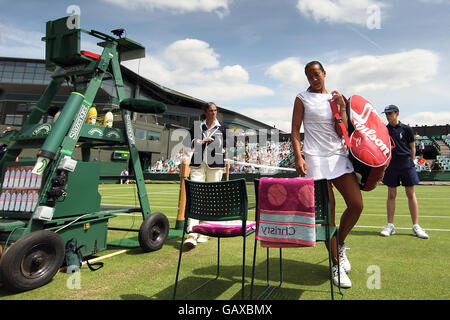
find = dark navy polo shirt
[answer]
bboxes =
[386,121,415,168]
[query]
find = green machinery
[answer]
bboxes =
[0,15,175,292]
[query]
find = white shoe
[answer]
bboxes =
[332,263,352,289]
[339,243,351,272]
[184,234,197,248]
[412,225,429,239]
[197,235,210,243]
[380,223,395,237]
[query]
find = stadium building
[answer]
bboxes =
[0,56,278,171]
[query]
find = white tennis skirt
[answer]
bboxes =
[305,153,354,180]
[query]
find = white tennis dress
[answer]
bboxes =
[296,90,354,180]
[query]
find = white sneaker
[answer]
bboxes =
[332,263,352,288]
[197,235,210,243]
[184,234,197,248]
[380,223,396,237]
[412,225,429,239]
[339,243,351,272]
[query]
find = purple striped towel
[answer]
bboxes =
[256,177,316,248]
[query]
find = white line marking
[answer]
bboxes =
[352,225,450,232]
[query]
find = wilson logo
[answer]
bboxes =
[352,120,390,157]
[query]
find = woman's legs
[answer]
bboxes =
[326,181,339,265]
[332,173,364,245]
[328,173,362,288]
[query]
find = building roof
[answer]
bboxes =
[0,56,275,131]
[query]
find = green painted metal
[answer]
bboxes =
[0,14,168,263]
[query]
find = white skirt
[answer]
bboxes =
[305,153,354,180]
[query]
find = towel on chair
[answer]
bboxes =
[256,177,316,248]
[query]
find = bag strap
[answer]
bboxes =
[329,97,352,148]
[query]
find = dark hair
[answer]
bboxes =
[200,102,217,120]
[304,61,325,75]
[203,102,217,112]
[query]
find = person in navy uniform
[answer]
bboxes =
[183,102,231,248]
[380,105,429,239]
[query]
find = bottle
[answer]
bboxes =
[25,166,32,188]
[13,167,20,188]
[104,109,113,127]
[26,190,33,212]
[20,190,28,212]
[14,191,22,211]
[2,167,10,189]
[9,190,16,211]
[7,167,15,188]
[86,105,97,125]
[4,190,11,211]
[0,190,6,211]
[53,110,61,122]
[29,172,37,189]
[31,191,39,212]
[19,166,26,188]
[35,174,42,190]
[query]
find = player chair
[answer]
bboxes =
[173,178,256,300]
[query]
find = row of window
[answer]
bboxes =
[134,127,161,141]
[0,60,54,85]
[0,73,53,85]
[2,114,54,126]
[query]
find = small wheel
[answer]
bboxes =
[0,230,65,292]
[138,212,169,252]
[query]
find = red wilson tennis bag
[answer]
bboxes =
[330,95,392,191]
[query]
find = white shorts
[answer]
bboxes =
[189,162,224,182]
[305,153,354,180]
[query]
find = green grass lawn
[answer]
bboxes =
[1,183,449,300]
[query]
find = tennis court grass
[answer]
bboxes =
[1,183,449,300]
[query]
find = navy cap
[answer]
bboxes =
[383,105,399,113]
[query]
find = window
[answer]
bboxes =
[1,72,13,80]
[17,104,29,112]
[134,128,146,140]
[148,131,161,141]
[5,114,24,126]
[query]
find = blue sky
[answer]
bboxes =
[1,0,450,132]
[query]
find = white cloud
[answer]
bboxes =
[0,23,44,58]
[164,38,220,73]
[103,0,231,17]
[265,49,442,129]
[326,49,439,93]
[265,57,306,89]
[418,0,450,3]
[403,112,450,126]
[123,38,274,102]
[296,0,387,26]
[266,49,439,95]
[238,106,295,133]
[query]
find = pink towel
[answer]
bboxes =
[256,177,316,248]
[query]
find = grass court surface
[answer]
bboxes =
[1,183,449,300]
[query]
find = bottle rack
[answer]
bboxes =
[0,166,41,213]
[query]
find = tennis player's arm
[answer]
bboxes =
[291,97,306,175]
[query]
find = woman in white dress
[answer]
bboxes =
[291,61,363,288]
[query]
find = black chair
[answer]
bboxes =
[173,178,255,300]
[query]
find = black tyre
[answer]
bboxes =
[0,230,65,292]
[138,212,169,252]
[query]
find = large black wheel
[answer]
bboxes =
[138,212,169,252]
[0,230,65,292]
